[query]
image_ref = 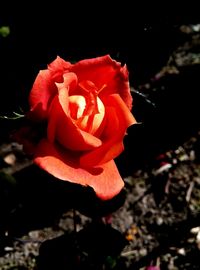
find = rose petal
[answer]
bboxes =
[80,94,136,167]
[29,69,57,120]
[70,55,133,109]
[48,56,71,81]
[47,95,102,151]
[71,55,120,87]
[28,57,72,121]
[99,64,133,110]
[103,94,136,128]
[56,73,78,114]
[34,139,124,200]
[80,107,123,167]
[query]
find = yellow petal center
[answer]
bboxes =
[69,94,105,134]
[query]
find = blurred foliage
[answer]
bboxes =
[0,26,10,37]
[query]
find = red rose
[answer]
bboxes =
[18,55,136,200]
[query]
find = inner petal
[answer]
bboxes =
[69,95,105,135]
[68,95,86,119]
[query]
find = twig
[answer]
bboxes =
[186,181,194,202]
[73,209,77,233]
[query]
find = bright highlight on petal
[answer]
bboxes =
[69,95,105,134]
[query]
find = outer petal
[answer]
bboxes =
[70,54,133,110]
[48,95,102,151]
[34,139,124,200]
[80,94,136,167]
[48,56,71,81]
[101,64,133,110]
[71,55,120,87]
[29,69,57,121]
[28,57,72,121]
[103,93,136,128]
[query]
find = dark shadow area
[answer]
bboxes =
[2,164,126,238]
[117,65,200,176]
[37,222,127,270]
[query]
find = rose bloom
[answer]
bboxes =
[16,55,136,200]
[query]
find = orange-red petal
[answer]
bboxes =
[34,139,124,200]
[80,107,123,167]
[80,94,136,167]
[28,57,72,121]
[56,72,78,114]
[70,55,133,110]
[48,56,71,81]
[71,55,120,87]
[47,95,102,151]
[103,94,136,128]
[29,69,57,121]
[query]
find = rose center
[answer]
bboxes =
[68,95,105,135]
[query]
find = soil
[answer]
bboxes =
[1,131,200,270]
[1,21,200,269]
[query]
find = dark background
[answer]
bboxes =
[0,6,198,111]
